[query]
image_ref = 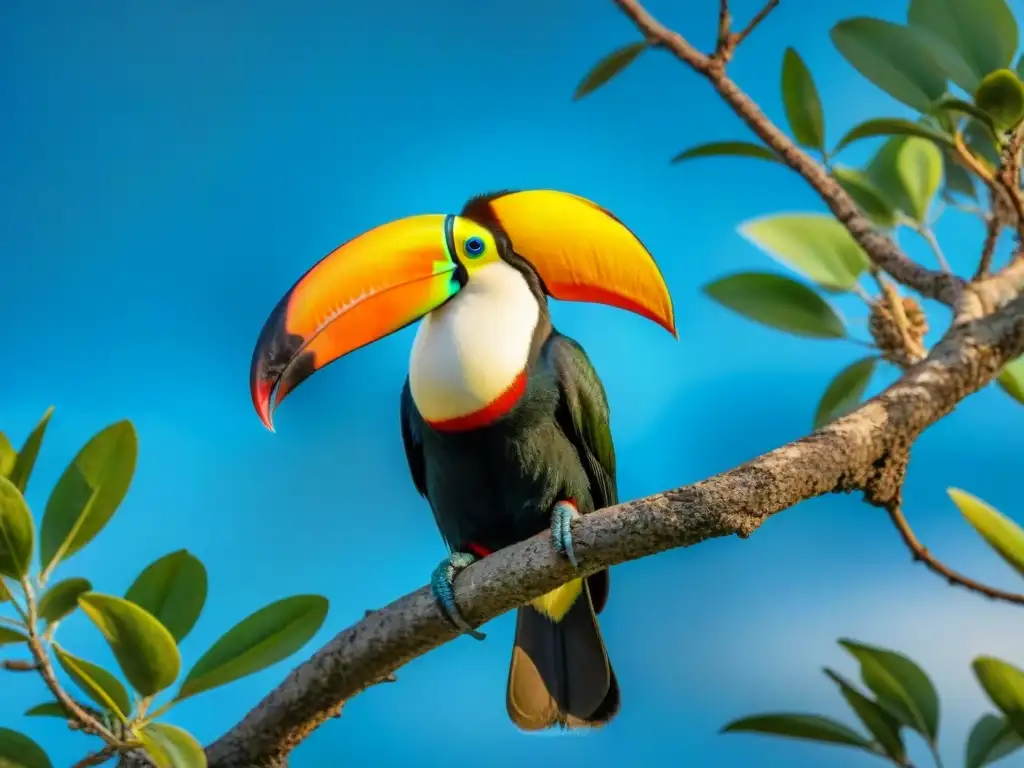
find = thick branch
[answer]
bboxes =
[612,0,965,305]
[191,295,1024,768]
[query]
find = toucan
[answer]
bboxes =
[249,189,675,730]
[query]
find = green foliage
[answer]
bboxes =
[834,118,952,153]
[813,357,878,429]
[997,356,1024,403]
[781,48,825,150]
[722,713,873,749]
[52,643,132,720]
[39,419,137,575]
[23,703,70,719]
[703,272,846,339]
[948,488,1024,579]
[974,69,1024,130]
[0,727,51,768]
[0,625,28,646]
[973,657,1024,737]
[8,407,53,495]
[832,166,898,227]
[0,434,15,478]
[0,476,34,579]
[572,41,647,101]
[825,668,907,762]
[738,213,870,291]
[78,593,181,697]
[670,141,779,165]
[895,136,943,222]
[139,722,207,768]
[177,595,328,701]
[966,714,1024,768]
[37,577,92,625]
[125,549,208,643]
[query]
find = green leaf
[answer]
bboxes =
[825,668,906,762]
[974,657,1024,738]
[704,273,846,340]
[975,69,1024,130]
[125,550,208,643]
[0,578,12,602]
[670,141,779,165]
[0,434,15,478]
[739,213,870,291]
[908,0,1017,90]
[838,639,940,742]
[948,488,1024,579]
[1018,55,1024,82]
[965,118,1001,170]
[721,713,872,749]
[0,625,28,645]
[52,643,131,720]
[37,577,92,625]
[177,594,328,701]
[998,356,1024,404]
[139,722,207,768]
[941,149,977,200]
[966,714,1024,768]
[573,42,647,101]
[866,137,918,220]
[814,358,878,429]
[39,420,137,574]
[78,592,181,697]
[896,136,943,222]
[0,476,34,579]
[932,95,999,134]
[24,702,71,719]
[830,18,947,112]
[8,407,53,495]
[781,48,825,150]
[835,118,953,153]
[0,728,52,768]
[832,166,898,227]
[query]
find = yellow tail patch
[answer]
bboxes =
[530,578,583,622]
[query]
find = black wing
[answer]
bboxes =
[399,378,428,498]
[547,332,618,511]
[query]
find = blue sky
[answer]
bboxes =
[3,0,1024,765]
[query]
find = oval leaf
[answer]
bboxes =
[832,167,898,227]
[125,550,208,643]
[941,149,978,200]
[739,213,870,291]
[722,713,872,749]
[52,643,131,719]
[24,702,71,719]
[8,407,54,495]
[0,625,28,645]
[782,48,825,150]
[838,639,940,742]
[0,475,34,579]
[974,657,1024,738]
[37,577,92,625]
[0,728,52,768]
[932,95,999,134]
[140,723,207,768]
[573,42,647,101]
[965,118,1001,171]
[835,118,953,153]
[39,420,137,574]
[830,18,947,112]
[670,141,779,165]
[998,356,1024,404]
[78,592,180,697]
[896,136,943,222]
[975,69,1024,130]
[704,273,846,339]
[825,668,906,762]
[948,488,1024,579]
[866,137,919,219]
[814,357,878,429]
[967,714,1024,768]
[177,594,328,701]
[0,434,15,478]
[908,0,1017,90]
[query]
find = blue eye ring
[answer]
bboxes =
[464,236,486,257]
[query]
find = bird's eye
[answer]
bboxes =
[464,236,486,257]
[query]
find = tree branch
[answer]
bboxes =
[152,292,1024,768]
[611,0,965,305]
[885,505,1024,606]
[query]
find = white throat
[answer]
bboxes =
[409,260,540,423]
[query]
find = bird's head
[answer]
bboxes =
[250,189,676,430]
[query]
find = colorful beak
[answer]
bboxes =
[463,190,676,337]
[249,214,461,430]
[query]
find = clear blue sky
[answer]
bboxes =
[3,0,1024,765]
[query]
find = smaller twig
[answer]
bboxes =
[913,225,951,272]
[886,505,1024,606]
[715,0,731,53]
[72,746,117,768]
[711,0,779,63]
[2,659,39,672]
[732,0,780,48]
[975,213,1001,279]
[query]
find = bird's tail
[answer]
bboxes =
[505,570,619,730]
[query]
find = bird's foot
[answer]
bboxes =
[551,499,582,570]
[430,552,486,641]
